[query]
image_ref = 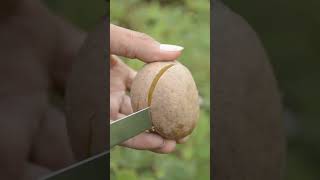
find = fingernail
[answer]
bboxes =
[160,44,184,51]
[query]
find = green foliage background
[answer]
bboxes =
[110,0,210,180]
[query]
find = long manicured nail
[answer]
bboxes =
[160,44,184,51]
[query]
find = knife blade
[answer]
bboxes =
[110,107,152,148]
[41,107,151,180]
[40,151,108,180]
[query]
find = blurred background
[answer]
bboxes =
[223,0,320,179]
[110,0,210,180]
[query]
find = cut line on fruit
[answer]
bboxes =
[147,64,175,106]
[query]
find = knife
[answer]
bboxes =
[110,107,152,148]
[41,107,151,180]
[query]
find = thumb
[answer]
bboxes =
[110,24,183,62]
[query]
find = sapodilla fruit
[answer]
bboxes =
[130,61,199,140]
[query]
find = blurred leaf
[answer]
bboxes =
[115,169,139,180]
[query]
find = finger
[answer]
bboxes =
[177,135,190,144]
[121,132,165,150]
[120,95,133,115]
[110,24,183,62]
[116,113,126,119]
[110,91,125,120]
[110,113,125,123]
[125,64,136,90]
[110,55,118,68]
[110,55,136,89]
[110,96,121,120]
[151,140,176,154]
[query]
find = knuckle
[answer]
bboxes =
[122,30,155,59]
[135,32,153,41]
[120,32,135,58]
[122,44,135,58]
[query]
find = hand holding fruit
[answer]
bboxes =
[110,24,189,153]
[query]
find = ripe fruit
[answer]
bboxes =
[130,61,199,140]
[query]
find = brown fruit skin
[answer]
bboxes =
[130,61,199,140]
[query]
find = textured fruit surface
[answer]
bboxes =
[130,61,199,140]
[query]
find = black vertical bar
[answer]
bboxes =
[41,1,110,179]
